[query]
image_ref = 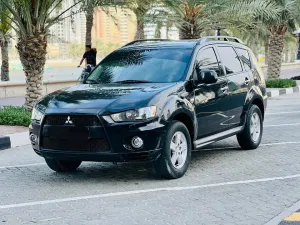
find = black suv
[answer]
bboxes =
[30,36,267,179]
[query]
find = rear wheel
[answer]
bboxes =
[154,121,191,179]
[237,105,263,150]
[45,159,82,172]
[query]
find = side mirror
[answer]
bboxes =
[195,69,218,85]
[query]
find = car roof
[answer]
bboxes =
[120,37,248,51]
[121,40,199,50]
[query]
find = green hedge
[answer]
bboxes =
[266,79,296,88]
[0,106,31,127]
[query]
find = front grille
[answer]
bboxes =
[41,114,109,152]
[44,115,100,126]
[42,137,109,152]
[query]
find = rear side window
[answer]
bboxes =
[217,46,243,75]
[196,47,223,77]
[249,50,266,84]
[236,48,251,71]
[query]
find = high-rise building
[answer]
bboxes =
[92,8,137,45]
[50,0,86,43]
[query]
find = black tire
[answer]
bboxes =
[154,121,192,179]
[45,159,82,172]
[237,105,263,150]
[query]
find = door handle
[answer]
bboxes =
[245,77,250,85]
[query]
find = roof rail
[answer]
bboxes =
[198,36,243,44]
[122,39,172,47]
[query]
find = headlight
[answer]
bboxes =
[110,106,157,122]
[31,107,45,124]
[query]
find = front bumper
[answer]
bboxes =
[30,115,166,163]
[34,148,161,162]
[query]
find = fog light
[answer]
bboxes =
[30,134,37,144]
[131,136,143,149]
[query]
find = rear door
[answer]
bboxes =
[193,46,229,138]
[216,45,251,127]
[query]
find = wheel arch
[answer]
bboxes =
[170,111,197,149]
[250,97,265,120]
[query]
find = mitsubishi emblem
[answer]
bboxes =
[65,116,73,125]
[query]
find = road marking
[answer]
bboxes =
[0,174,300,210]
[265,123,300,127]
[194,141,300,151]
[39,217,62,222]
[266,111,300,115]
[0,163,45,170]
[284,212,300,221]
[261,141,300,146]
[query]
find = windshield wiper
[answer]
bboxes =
[114,80,152,84]
[85,79,100,84]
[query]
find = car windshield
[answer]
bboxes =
[86,48,193,84]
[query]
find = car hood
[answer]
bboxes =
[39,83,177,113]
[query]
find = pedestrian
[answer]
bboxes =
[78,45,97,68]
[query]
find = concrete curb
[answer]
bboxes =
[0,132,30,150]
[267,86,300,98]
[0,136,11,150]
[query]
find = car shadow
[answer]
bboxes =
[38,145,243,183]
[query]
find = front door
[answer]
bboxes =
[193,46,229,138]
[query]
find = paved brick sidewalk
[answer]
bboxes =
[0,97,25,106]
[0,125,27,136]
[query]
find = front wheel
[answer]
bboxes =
[45,159,82,172]
[237,105,263,150]
[154,121,192,179]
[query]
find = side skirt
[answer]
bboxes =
[193,126,244,149]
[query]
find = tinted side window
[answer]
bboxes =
[236,48,251,71]
[249,50,266,84]
[196,47,222,77]
[217,46,243,75]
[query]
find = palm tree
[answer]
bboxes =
[283,34,297,63]
[154,20,163,38]
[84,1,95,46]
[163,0,279,40]
[0,8,11,81]
[1,0,81,110]
[231,24,270,64]
[125,0,158,40]
[262,0,300,79]
[82,0,125,46]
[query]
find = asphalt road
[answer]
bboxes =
[5,67,83,82]
[1,93,300,225]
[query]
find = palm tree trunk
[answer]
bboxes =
[85,9,94,46]
[154,21,162,39]
[0,41,9,81]
[166,26,169,39]
[16,33,47,110]
[179,21,202,39]
[284,48,289,63]
[264,41,269,65]
[135,20,145,40]
[289,49,296,63]
[267,33,284,80]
